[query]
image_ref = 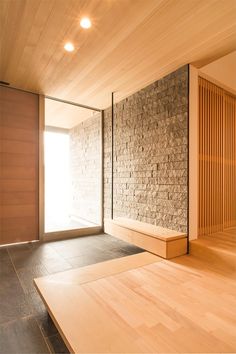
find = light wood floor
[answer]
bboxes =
[196,228,236,250]
[35,245,236,353]
[190,227,236,273]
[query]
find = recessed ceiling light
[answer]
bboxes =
[64,42,74,52]
[80,17,91,29]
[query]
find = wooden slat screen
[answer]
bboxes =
[198,77,236,236]
[224,93,236,229]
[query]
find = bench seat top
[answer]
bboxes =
[111,217,186,241]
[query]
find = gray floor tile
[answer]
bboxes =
[36,313,58,338]
[0,317,50,354]
[43,257,72,274]
[16,265,49,294]
[46,334,69,354]
[120,244,144,254]
[7,242,33,254]
[0,232,143,352]
[8,249,43,269]
[0,248,10,261]
[0,295,31,325]
[0,271,31,325]
[0,257,16,278]
[8,244,61,270]
[67,250,116,267]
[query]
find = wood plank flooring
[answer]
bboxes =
[190,228,236,272]
[35,244,236,353]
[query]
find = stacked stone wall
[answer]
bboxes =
[104,65,188,233]
[70,113,101,225]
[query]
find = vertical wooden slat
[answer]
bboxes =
[212,84,216,233]
[198,82,202,235]
[221,88,224,232]
[218,87,221,232]
[209,83,212,235]
[224,93,236,229]
[198,77,236,237]
[206,80,209,235]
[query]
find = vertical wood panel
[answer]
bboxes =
[0,86,39,245]
[224,93,236,229]
[198,77,236,237]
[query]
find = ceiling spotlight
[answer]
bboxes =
[64,42,74,52]
[80,17,91,29]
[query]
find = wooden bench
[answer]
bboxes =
[104,217,187,259]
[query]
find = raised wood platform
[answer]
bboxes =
[34,251,236,353]
[104,217,187,259]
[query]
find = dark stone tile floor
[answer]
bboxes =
[0,233,144,354]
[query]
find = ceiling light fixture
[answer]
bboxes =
[80,17,91,29]
[64,42,75,52]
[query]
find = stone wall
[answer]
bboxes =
[70,113,101,225]
[104,65,189,233]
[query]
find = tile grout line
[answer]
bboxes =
[44,333,70,354]
[6,247,26,293]
[6,247,53,354]
[7,247,53,354]
[6,247,37,313]
[0,315,33,328]
[37,319,54,354]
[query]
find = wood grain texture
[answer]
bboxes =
[198,77,236,236]
[45,98,95,129]
[113,217,186,240]
[0,86,39,245]
[0,0,236,113]
[104,219,187,259]
[34,250,236,353]
[35,252,161,288]
[224,94,236,229]
[190,228,236,272]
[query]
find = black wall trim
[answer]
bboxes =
[111,92,114,219]
[45,95,101,112]
[187,64,190,254]
[101,111,105,227]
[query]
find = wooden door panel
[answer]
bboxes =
[0,86,39,245]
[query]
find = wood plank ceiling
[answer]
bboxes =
[44,98,95,129]
[1,0,236,110]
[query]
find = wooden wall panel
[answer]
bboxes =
[198,77,236,236]
[0,86,39,245]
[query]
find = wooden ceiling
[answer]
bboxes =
[1,0,236,109]
[45,98,96,129]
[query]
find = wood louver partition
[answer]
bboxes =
[0,86,39,245]
[224,93,236,229]
[198,77,236,236]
